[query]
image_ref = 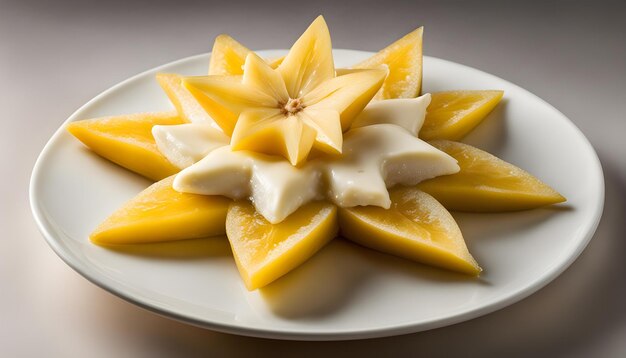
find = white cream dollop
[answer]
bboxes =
[156,94,460,224]
[351,94,431,136]
[324,123,458,209]
[172,147,322,224]
[152,123,229,169]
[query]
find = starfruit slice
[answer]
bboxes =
[352,27,423,99]
[208,29,422,101]
[67,111,184,181]
[418,140,566,211]
[156,73,221,128]
[209,34,281,76]
[185,16,386,165]
[91,176,230,245]
[209,34,251,76]
[339,187,481,275]
[226,200,338,290]
[419,90,504,141]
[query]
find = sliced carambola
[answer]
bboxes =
[209,29,423,101]
[352,27,423,99]
[67,111,184,181]
[209,34,282,76]
[418,140,566,211]
[339,187,481,275]
[186,17,387,165]
[420,90,504,141]
[157,73,220,126]
[182,77,240,136]
[226,201,338,290]
[209,34,252,75]
[91,176,230,245]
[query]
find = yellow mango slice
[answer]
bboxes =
[352,27,423,99]
[418,140,566,211]
[67,112,184,181]
[226,201,338,290]
[156,73,219,126]
[91,176,230,245]
[209,34,281,76]
[339,187,480,275]
[209,34,251,76]
[420,90,504,141]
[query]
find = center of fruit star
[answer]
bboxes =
[282,98,305,115]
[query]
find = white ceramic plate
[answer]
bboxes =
[30,50,604,340]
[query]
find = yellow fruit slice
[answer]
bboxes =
[183,77,240,136]
[156,73,219,127]
[277,16,335,98]
[266,56,284,68]
[209,34,281,76]
[91,176,230,245]
[207,28,422,101]
[339,187,480,275]
[419,90,504,141]
[352,27,423,99]
[418,140,566,211]
[226,201,338,290]
[186,17,386,165]
[230,107,319,166]
[67,112,184,181]
[303,68,388,131]
[209,34,251,76]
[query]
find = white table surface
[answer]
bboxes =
[2,0,625,356]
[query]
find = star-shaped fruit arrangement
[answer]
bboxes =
[68,16,565,290]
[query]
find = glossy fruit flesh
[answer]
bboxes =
[208,28,423,101]
[209,34,252,76]
[156,73,220,126]
[418,140,566,211]
[420,90,504,141]
[186,17,386,165]
[67,111,184,181]
[339,187,480,275]
[226,201,338,290]
[353,27,423,99]
[91,176,230,245]
[209,34,281,76]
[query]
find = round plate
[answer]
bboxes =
[30,50,604,340]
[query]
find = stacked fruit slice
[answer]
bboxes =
[339,187,481,275]
[91,176,230,245]
[67,111,184,181]
[227,201,338,290]
[68,21,565,290]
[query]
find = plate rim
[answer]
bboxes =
[29,50,605,340]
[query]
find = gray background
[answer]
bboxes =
[2,0,625,356]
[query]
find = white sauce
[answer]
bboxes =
[324,124,458,209]
[173,147,321,223]
[156,93,460,224]
[351,94,431,136]
[152,123,229,169]
[172,124,458,224]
